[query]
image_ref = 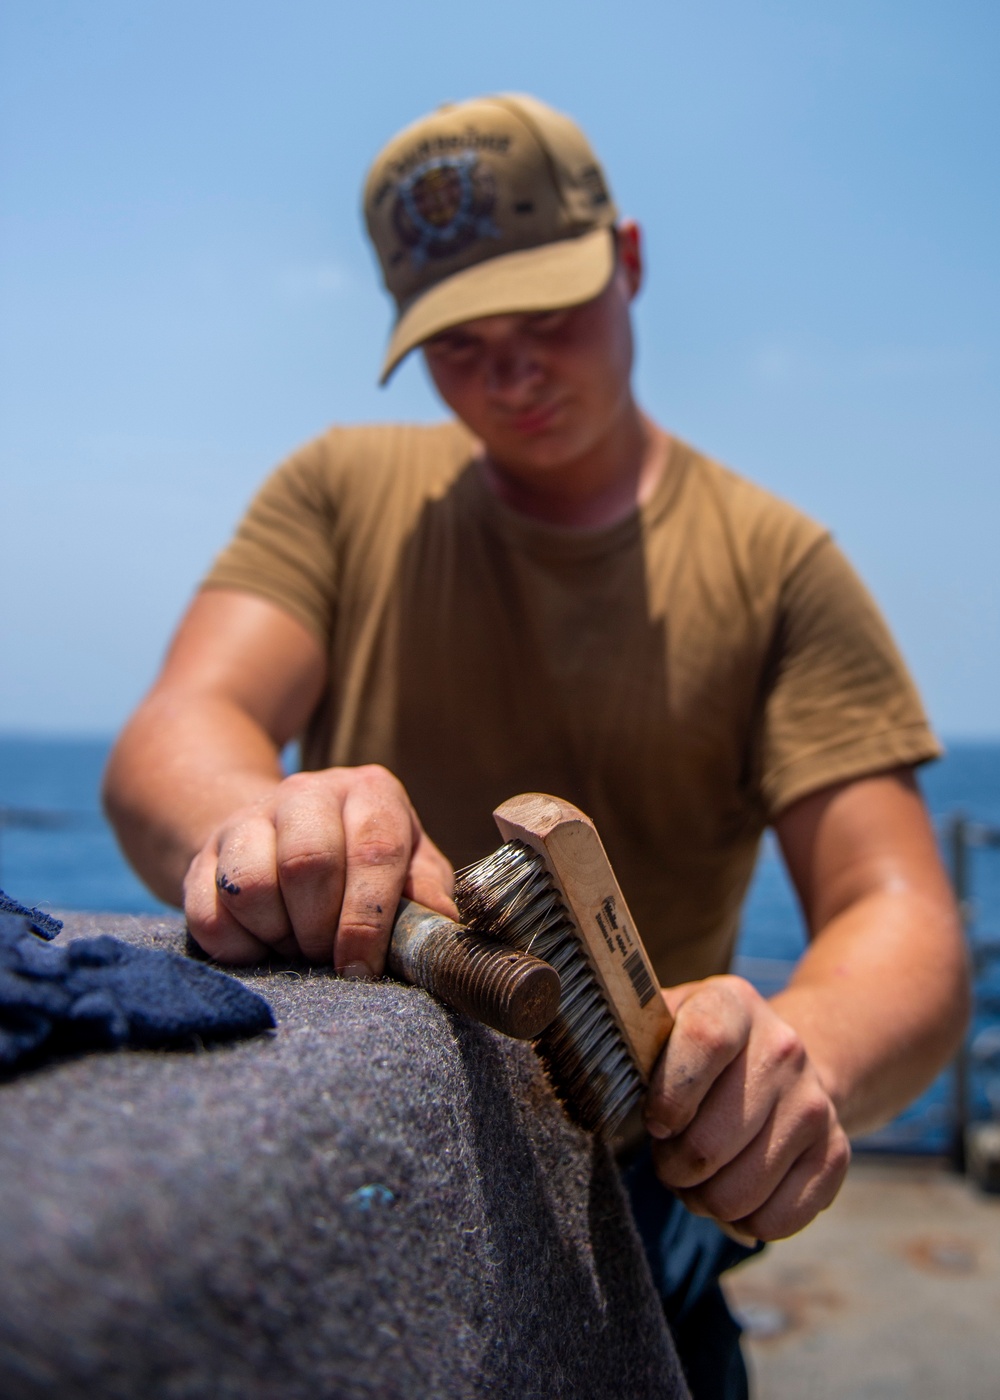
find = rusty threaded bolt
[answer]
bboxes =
[386,898,561,1039]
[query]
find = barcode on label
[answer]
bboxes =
[623,949,656,1007]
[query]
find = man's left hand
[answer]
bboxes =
[644,975,851,1241]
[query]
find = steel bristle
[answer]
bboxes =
[454,841,643,1135]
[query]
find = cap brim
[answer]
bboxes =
[379,227,615,384]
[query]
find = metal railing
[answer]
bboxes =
[944,814,1000,1174]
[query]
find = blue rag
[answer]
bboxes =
[0,892,275,1072]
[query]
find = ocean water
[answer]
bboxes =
[0,735,169,915]
[2,733,999,1151]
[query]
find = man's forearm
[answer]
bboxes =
[769,886,970,1137]
[103,690,286,906]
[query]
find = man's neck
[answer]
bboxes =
[477,407,672,531]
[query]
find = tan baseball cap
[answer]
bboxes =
[363,94,619,383]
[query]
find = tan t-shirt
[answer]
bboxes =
[203,421,940,987]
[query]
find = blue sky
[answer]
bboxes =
[2,1,998,735]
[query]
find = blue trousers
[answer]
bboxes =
[621,1147,764,1400]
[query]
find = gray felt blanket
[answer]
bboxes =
[0,915,688,1400]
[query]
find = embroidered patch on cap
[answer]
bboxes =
[393,153,500,268]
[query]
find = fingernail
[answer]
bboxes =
[339,960,374,981]
[646,1120,673,1140]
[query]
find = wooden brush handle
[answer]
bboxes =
[493,793,672,1079]
[386,898,561,1041]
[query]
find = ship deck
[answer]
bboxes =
[723,1154,1000,1399]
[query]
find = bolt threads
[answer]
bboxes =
[387,899,561,1040]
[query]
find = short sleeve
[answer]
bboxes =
[758,536,942,816]
[200,439,338,647]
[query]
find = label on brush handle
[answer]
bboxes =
[593,896,657,1008]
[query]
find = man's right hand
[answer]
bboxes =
[183,764,457,973]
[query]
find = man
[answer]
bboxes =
[104,94,968,1396]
